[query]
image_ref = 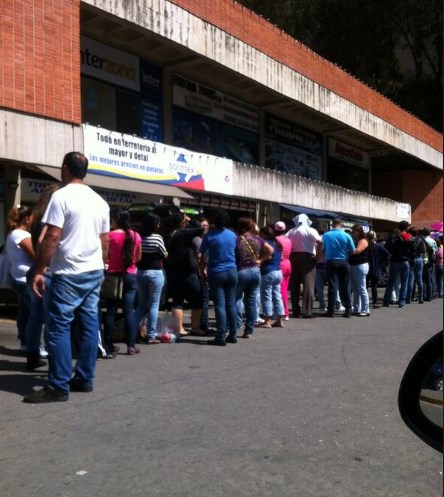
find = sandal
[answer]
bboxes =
[190,329,206,336]
[271,322,285,328]
[179,330,189,336]
[147,339,161,344]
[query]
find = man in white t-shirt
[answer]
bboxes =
[286,213,322,318]
[24,152,110,403]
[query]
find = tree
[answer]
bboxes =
[238,0,443,130]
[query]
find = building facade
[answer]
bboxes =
[1,0,442,244]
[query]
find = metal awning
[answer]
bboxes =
[280,203,369,226]
[280,204,337,219]
[30,165,194,199]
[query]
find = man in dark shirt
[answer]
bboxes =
[383,220,412,308]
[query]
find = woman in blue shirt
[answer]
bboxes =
[199,210,238,346]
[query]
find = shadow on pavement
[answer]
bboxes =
[0,372,46,396]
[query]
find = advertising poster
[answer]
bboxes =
[172,74,259,164]
[83,124,233,195]
[141,99,163,142]
[172,106,258,164]
[265,114,323,180]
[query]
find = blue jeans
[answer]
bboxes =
[350,263,370,314]
[200,283,210,328]
[46,270,103,393]
[261,269,284,317]
[236,266,261,334]
[436,264,443,298]
[422,262,434,301]
[315,265,327,308]
[134,269,165,341]
[25,275,52,353]
[407,257,423,303]
[209,268,238,342]
[10,278,32,346]
[383,261,410,306]
[326,260,351,314]
[103,273,138,350]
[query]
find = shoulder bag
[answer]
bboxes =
[0,246,12,289]
[101,272,124,300]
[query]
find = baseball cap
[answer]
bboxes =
[274,221,286,232]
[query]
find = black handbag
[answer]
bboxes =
[101,273,124,300]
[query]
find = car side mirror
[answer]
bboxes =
[398,331,443,452]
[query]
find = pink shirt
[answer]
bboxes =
[436,246,443,266]
[107,230,141,274]
[276,235,292,262]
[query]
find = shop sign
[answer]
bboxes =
[21,179,58,202]
[172,74,258,132]
[265,114,323,180]
[81,37,140,92]
[328,138,369,168]
[396,202,411,220]
[83,124,234,195]
[140,60,162,97]
[20,177,146,206]
[265,114,322,155]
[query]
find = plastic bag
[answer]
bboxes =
[156,312,180,343]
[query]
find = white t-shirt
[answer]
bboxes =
[5,229,33,282]
[286,225,321,255]
[42,183,110,275]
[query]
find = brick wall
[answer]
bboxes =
[373,169,443,226]
[403,170,443,227]
[170,0,442,152]
[0,0,81,124]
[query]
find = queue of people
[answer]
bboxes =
[1,152,442,403]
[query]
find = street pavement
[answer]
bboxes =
[0,297,442,497]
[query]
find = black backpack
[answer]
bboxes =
[425,240,437,263]
[387,233,412,260]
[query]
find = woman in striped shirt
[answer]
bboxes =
[134,213,168,344]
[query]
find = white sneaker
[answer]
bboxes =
[39,345,49,359]
[255,318,265,325]
[284,316,290,321]
[336,305,345,313]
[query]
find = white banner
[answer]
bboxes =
[83,124,233,195]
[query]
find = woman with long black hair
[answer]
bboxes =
[102,208,141,356]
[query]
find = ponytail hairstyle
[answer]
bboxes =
[111,208,134,269]
[6,205,33,232]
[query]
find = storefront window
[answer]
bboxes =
[117,89,141,136]
[327,158,368,192]
[81,77,116,130]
